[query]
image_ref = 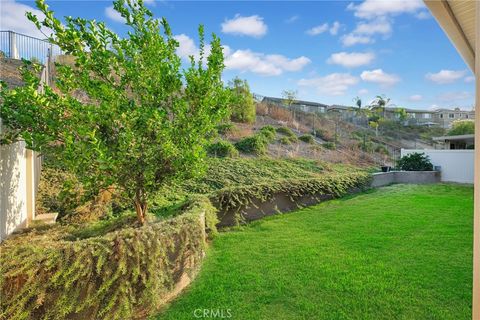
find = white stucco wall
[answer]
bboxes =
[401,149,474,184]
[0,141,28,240]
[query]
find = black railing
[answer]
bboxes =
[0,30,62,64]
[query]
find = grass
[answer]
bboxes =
[157,184,473,319]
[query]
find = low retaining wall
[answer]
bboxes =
[371,171,441,188]
[0,198,217,320]
[216,191,335,227]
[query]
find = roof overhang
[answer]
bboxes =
[432,133,475,142]
[424,0,476,72]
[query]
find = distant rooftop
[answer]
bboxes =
[433,134,475,142]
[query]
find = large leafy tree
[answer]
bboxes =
[0,0,230,224]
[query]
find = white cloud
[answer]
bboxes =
[425,69,466,84]
[174,34,202,58]
[225,50,310,76]
[307,21,342,36]
[221,14,267,38]
[329,21,341,35]
[360,69,400,87]
[306,23,329,36]
[298,73,359,96]
[464,76,475,83]
[408,94,423,102]
[105,6,125,23]
[358,88,369,95]
[175,34,310,76]
[347,0,425,19]
[0,0,49,38]
[285,15,299,24]
[327,52,375,68]
[354,18,392,35]
[415,11,431,20]
[341,33,374,46]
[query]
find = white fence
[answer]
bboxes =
[401,149,474,184]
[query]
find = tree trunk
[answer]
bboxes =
[134,197,147,225]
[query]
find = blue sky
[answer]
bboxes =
[1,0,475,110]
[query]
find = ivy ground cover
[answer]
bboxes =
[158,184,473,319]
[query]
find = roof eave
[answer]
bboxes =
[424,0,475,72]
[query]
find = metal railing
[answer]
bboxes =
[0,30,62,64]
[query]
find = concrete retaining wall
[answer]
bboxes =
[371,171,441,188]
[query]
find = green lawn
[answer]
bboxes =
[157,184,473,320]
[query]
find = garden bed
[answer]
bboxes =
[1,158,372,320]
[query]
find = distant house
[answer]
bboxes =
[433,134,475,150]
[432,108,475,128]
[261,96,328,114]
[260,95,475,128]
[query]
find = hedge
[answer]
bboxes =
[0,197,217,320]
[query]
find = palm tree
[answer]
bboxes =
[372,95,391,118]
[353,96,362,110]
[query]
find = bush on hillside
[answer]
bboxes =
[279,136,293,145]
[323,142,336,150]
[397,152,433,171]
[299,134,314,144]
[235,135,268,155]
[259,125,277,141]
[256,102,269,116]
[374,144,389,155]
[228,77,256,124]
[312,129,333,142]
[207,140,239,158]
[276,126,296,137]
[448,119,474,136]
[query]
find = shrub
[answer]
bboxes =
[279,136,292,145]
[228,77,256,124]
[235,135,268,155]
[269,105,292,122]
[397,152,433,171]
[448,119,474,136]
[299,134,314,144]
[276,126,296,137]
[259,125,277,141]
[256,102,269,116]
[374,144,389,155]
[216,123,235,135]
[323,142,336,150]
[206,140,239,158]
[0,197,217,320]
[358,141,374,152]
[312,129,333,142]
